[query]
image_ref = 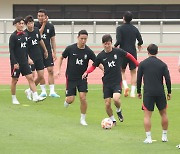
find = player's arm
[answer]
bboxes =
[137,63,143,99]
[125,52,139,66]
[136,30,143,52]
[163,65,171,100]
[82,65,96,79]
[9,35,19,69]
[39,39,48,59]
[114,27,122,48]
[51,36,57,61]
[56,55,64,77]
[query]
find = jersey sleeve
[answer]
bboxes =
[137,62,143,94]
[50,24,55,38]
[136,29,143,46]
[163,64,171,94]
[118,48,127,57]
[114,26,122,47]
[62,46,70,58]
[9,34,17,64]
[92,54,101,67]
[89,49,96,62]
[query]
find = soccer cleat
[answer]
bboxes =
[117,110,124,122]
[64,102,69,108]
[130,93,136,98]
[144,138,152,144]
[113,121,117,126]
[39,92,47,97]
[12,99,20,105]
[162,135,168,142]
[124,88,129,97]
[49,93,60,98]
[25,89,32,100]
[33,96,46,102]
[80,119,88,126]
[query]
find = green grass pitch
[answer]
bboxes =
[0,84,179,154]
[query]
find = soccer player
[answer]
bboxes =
[137,44,171,144]
[83,34,139,125]
[9,17,46,104]
[24,15,48,100]
[57,30,97,126]
[35,9,60,98]
[114,11,143,97]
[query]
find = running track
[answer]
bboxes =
[0,46,179,85]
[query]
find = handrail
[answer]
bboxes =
[1,19,180,43]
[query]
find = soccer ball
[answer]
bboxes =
[101,118,113,129]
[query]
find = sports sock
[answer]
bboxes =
[32,92,38,99]
[116,107,121,113]
[130,85,136,95]
[122,80,128,89]
[49,84,55,94]
[40,84,46,94]
[146,131,152,139]
[81,113,86,120]
[110,115,116,122]
[12,95,17,101]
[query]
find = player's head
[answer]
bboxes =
[37,9,47,23]
[24,15,34,30]
[77,30,88,47]
[102,34,113,52]
[13,17,24,31]
[123,11,133,23]
[147,44,158,55]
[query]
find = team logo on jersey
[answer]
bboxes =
[76,58,83,65]
[36,34,39,38]
[21,42,27,48]
[25,37,28,41]
[84,54,87,59]
[42,34,46,39]
[114,54,117,59]
[32,39,38,45]
[47,29,49,33]
[108,61,116,67]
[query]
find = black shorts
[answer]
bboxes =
[30,59,44,71]
[103,83,122,99]
[122,54,137,70]
[66,78,88,96]
[43,52,54,68]
[11,63,32,78]
[142,94,167,111]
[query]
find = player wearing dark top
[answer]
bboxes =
[84,34,139,125]
[137,44,171,144]
[9,17,46,104]
[34,9,60,98]
[24,15,48,100]
[57,30,97,126]
[114,11,143,98]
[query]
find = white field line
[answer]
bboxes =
[0,87,180,91]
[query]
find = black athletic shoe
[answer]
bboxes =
[117,110,124,122]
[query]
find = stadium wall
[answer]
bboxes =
[1,0,180,18]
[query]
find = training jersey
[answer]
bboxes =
[93,48,127,84]
[137,56,171,96]
[114,23,143,56]
[9,31,28,65]
[34,22,55,52]
[62,43,96,80]
[24,27,43,61]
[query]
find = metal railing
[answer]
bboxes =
[1,19,180,44]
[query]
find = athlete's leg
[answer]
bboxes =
[113,93,123,122]
[11,78,20,104]
[130,68,136,97]
[79,92,88,125]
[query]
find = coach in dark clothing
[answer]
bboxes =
[114,11,143,98]
[137,44,171,144]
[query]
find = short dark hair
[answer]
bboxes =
[24,15,34,24]
[102,34,112,43]
[147,44,158,55]
[123,11,133,23]
[38,9,47,15]
[13,17,24,25]
[78,30,88,36]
